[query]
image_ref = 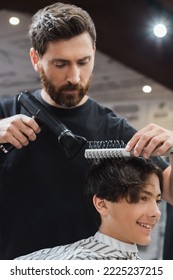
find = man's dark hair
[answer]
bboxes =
[85,157,163,224]
[28,2,96,57]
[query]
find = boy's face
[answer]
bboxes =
[102,173,161,245]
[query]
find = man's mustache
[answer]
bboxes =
[61,83,82,91]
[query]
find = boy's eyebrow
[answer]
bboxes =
[142,190,161,198]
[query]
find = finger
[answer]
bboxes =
[18,115,41,141]
[5,126,30,148]
[149,138,173,157]
[4,133,24,149]
[3,116,38,146]
[126,123,168,156]
[19,124,37,142]
[126,126,152,152]
[20,115,41,133]
[126,131,154,156]
[129,133,172,158]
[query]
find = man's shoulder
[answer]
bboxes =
[0,94,18,104]
[0,89,40,117]
[0,94,19,117]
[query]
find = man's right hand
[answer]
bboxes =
[0,114,41,149]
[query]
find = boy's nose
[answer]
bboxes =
[147,202,161,219]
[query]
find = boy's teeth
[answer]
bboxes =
[139,223,151,229]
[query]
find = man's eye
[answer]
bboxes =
[78,59,90,65]
[54,63,66,68]
[53,61,67,68]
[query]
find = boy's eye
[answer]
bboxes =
[157,199,162,205]
[140,196,148,202]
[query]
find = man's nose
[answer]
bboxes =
[66,65,80,85]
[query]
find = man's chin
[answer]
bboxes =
[63,90,78,94]
[54,99,80,108]
[50,91,86,107]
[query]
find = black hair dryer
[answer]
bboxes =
[0,91,87,159]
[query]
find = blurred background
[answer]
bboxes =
[0,0,173,259]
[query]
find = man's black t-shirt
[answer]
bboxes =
[0,90,168,259]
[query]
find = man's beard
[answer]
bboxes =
[40,69,92,108]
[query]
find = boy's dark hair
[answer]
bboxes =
[28,2,96,57]
[85,157,163,224]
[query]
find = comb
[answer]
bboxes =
[84,140,173,160]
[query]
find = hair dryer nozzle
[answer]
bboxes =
[59,132,87,159]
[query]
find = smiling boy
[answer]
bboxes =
[89,158,162,248]
[16,157,163,260]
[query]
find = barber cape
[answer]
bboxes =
[15,232,140,260]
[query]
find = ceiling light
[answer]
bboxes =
[142,85,152,93]
[153,23,167,38]
[9,17,20,25]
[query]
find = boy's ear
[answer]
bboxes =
[30,47,41,72]
[93,195,109,216]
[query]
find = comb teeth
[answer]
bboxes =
[88,140,126,149]
[85,140,173,161]
[85,140,128,161]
